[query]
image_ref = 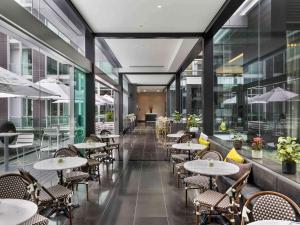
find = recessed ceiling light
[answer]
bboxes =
[143,90,146,92]
[157,5,162,8]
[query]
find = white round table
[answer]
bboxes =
[184,159,239,189]
[0,199,37,225]
[97,134,120,139]
[248,220,294,225]
[167,133,184,138]
[172,143,207,160]
[34,157,87,184]
[74,142,106,158]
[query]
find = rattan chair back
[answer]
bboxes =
[241,191,300,224]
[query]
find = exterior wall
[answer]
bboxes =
[0,32,8,122]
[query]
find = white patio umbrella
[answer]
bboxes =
[35,78,69,101]
[250,87,298,103]
[0,92,22,98]
[223,96,258,104]
[102,94,114,104]
[0,67,57,98]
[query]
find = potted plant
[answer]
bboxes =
[172,111,182,123]
[231,132,244,150]
[277,136,300,174]
[251,136,264,159]
[106,111,114,122]
[149,105,153,113]
[187,114,200,132]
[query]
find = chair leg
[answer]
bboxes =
[177,172,180,188]
[195,205,200,225]
[185,184,188,207]
[68,205,72,225]
[172,163,175,174]
[98,166,101,185]
[86,182,89,200]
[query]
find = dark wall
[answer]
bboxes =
[128,84,137,115]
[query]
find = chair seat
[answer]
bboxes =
[23,213,49,225]
[87,158,101,166]
[171,154,189,161]
[184,175,212,189]
[39,184,72,203]
[64,171,89,183]
[90,151,108,159]
[175,162,185,169]
[9,143,33,148]
[166,142,176,147]
[194,190,230,209]
[108,143,119,147]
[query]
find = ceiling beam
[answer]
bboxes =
[176,38,203,74]
[94,32,204,39]
[204,0,245,39]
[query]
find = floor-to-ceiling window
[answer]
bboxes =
[95,81,116,134]
[0,20,86,161]
[213,0,300,173]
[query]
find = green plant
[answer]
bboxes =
[277,136,300,162]
[172,111,183,122]
[251,136,264,151]
[106,111,114,122]
[187,114,200,128]
[231,132,244,142]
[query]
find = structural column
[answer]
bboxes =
[175,73,181,112]
[203,36,214,136]
[118,73,123,133]
[85,31,95,136]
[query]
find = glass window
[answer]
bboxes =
[213,0,300,176]
[47,56,57,75]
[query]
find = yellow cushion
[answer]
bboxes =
[225,148,244,163]
[198,137,210,146]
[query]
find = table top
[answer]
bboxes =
[184,159,240,176]
[0,199,37,225]
[74,142,106,149]
[172,143,206,151]
[0,133,20,137]
[97,134,120,139]
[34,157,87,171]
[167,133,184,138]
[248,220,294,225]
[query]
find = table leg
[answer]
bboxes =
[58,170,64,185]
[4,137,9,171]
[209,176,213,189]
[188,150,191,160]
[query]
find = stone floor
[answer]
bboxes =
[1,124,198,225]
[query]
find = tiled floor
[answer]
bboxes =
[1,124,197,225]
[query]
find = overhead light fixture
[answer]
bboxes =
[228,53,243,64]
[157,5,162,9]
[143,90,146,92]
[157,90,160,92]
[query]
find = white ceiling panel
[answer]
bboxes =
[105,38,198,73]
[71,0,227,33]
[126,74,174,85]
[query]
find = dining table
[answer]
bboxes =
[73,142,106,158]
[34,156,87,185]
[172,143,207,160]
[0,132,19,171]
[0,199,37,225]
[184,159,240,189]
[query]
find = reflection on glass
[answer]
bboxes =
[213,0,300,174]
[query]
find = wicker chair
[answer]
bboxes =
[164,130,185,158]
[19,169,73,225]
[54,148,89,199]
[86,135,110,161]
[68,144,102,184]
[170,133,193,173]
[184,150,223,207]
[99,129,120,159]
[0,173,49,225]
[194,170,251,225]
[241,191,300,225]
